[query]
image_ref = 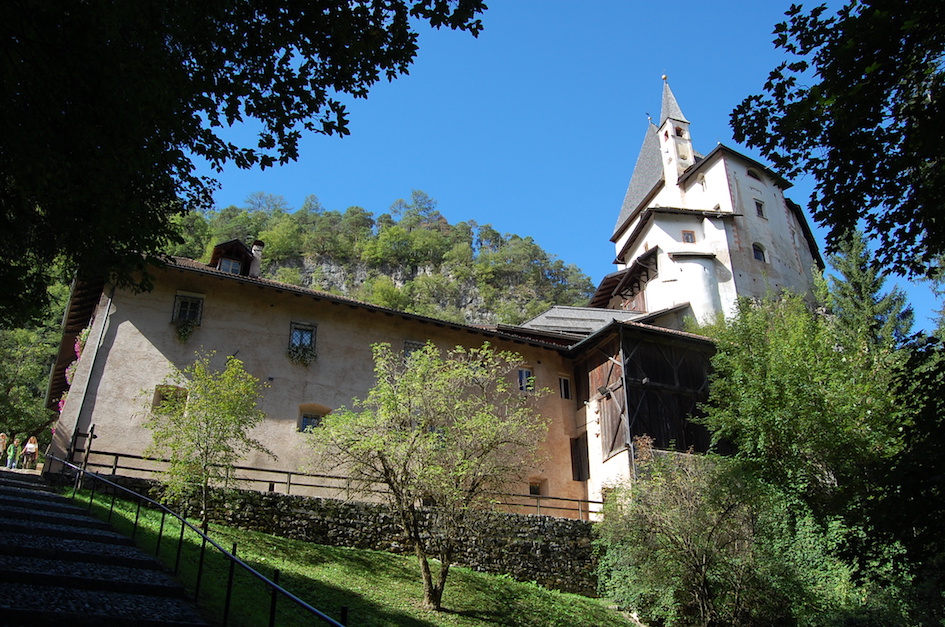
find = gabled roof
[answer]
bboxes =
[677,143,792,190]
[612,122,664,239]
[614,207,737,265]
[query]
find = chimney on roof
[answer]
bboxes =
[249,240,264,278]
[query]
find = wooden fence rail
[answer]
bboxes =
[62,448,603,521]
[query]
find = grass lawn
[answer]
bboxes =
[69,487,634,627]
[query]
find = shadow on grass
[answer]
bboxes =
[72,491,440,627]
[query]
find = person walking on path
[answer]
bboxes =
[6,437,20,469]
[20,435,38,470]
[0,433,7,467]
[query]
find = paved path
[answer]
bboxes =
[0,468,208,626]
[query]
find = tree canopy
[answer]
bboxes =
[177,190,595,325]
[0,0,486,325]
[144,351,273,531]
[306,342,548,610]
[731,1,945,276]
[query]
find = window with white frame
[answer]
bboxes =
[755,199,766,218]
[218,258,242,274]
[752,243,767,262]
[559,376,572,400]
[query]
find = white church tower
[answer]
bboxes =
[588,79,823,327]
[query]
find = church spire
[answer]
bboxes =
[660,76,688,125]
[657,77,693,180]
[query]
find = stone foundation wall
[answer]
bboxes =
[111,477,597,596]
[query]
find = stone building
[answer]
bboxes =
[588,80,822,327]
[45,82,821,512]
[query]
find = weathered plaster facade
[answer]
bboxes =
[50,256,586,508]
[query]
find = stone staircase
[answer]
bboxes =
[0,468,209,626]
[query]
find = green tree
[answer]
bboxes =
[306,342,548,610]
[0,0,486,324]
[597,439,898,627]
[144,351,273,532]
[824,231,913,349]
[731,1,945,275]
[700,291,901,514]
[0,280,69,447]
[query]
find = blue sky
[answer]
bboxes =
[196,1,938,331]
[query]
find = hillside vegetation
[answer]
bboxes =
[171,190,596,325]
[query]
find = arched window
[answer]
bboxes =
[752,243,767,263]
[674,126,684,137]
[746,168,762,181]
[299,402,332,432]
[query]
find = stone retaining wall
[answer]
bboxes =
[112,477,597,596]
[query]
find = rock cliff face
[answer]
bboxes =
[265,255,503,325]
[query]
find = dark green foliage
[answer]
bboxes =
[691,244,944,621]
[189,190,595,324]
[0,0,486,325]
[0,280,69,448]
[860,336,945,624]
[595,442,881,627]
[731,1,945,276]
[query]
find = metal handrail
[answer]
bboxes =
[47,454,349,626]
[73,449,604,519]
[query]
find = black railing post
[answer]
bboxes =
[269,569,280,627]
[341,606,349,626]
[156,511,166,556]
[108,488,117,522]
[174,519,185,576]
[195,535,208,600]
[87,476,97,511]
[132,499,141,540]
[223,542,237,626]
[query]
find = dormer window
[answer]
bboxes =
[218,258,242,274]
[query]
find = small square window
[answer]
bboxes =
[219,258,242,274]
[289,323,316,351]
[172,295,203,324]
[518,368,534,392]
[287,322,317,365]
[682,230,696,244]
[559,376,572,400]
[403,340,425,364]
[299,413,322,432]
[152,385,186,411]
[755,200,765,218]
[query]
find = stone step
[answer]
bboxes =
[0,468,209,625]
[0,581,209,626]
